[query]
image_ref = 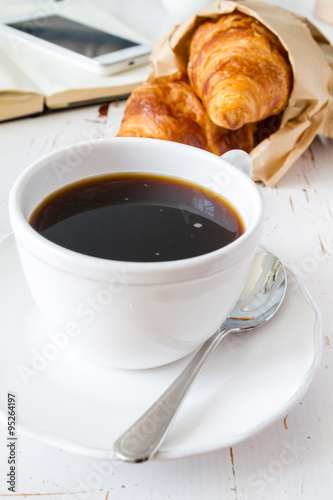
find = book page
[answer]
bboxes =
[0,34,41,94]
[0,32,44,121]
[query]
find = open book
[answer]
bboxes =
[0,1,151,122]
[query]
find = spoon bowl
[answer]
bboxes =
[114,249,287,463]
[224,251,286,331]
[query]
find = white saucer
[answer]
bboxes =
[0,235,322,461]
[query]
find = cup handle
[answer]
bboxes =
[221,150,252,177]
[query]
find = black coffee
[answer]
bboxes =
[29,173,244,262]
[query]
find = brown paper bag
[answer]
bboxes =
[148,0,333,186]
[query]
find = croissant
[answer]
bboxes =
[188,13,292,130]
[117,73,256,154]
[117,73,208,150]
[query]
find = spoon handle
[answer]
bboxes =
[113,327,230,462]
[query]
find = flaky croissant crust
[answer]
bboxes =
[188,13,292,130]
[117,73,208,150]
[117,72,257,155]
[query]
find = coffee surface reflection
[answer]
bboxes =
[29,173,244,262]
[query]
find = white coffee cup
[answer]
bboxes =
[9,138,263,369]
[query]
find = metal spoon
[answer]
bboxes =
[114,249,287,463]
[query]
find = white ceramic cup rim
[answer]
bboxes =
[9,138,264,285]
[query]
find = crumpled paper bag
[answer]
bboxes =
[148,0,333,186]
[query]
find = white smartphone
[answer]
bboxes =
[0,13,152,76]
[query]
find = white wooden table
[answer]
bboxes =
[1,1,333,499]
